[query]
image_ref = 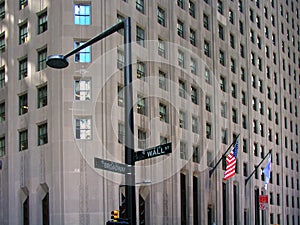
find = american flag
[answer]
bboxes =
[223,140,238,180]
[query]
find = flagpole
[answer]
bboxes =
[245,150,272,185]
[209,134,240,178]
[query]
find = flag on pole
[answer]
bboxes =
[223,140,239,180]
[263,155,271,190]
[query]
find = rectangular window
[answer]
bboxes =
[0,33,5,52]
[205,68,211,84]
[232,108,238,123]
[19,93,28,115]
[191,86,198,104]
[221,102,227,118]
[137,95,146,115]
[136,0,145,13]
[117,49,124,70]
[19,22,28,44]
[190,58,196,74]
[206,95,212,112]
[193,147,199,163]
[138,129,146,149]
[204,40,210,57]
[74,79,91,101]
[229,9,234,24]
[19,129,28,151]
[179,80,186,98]
[136,26,145,47]
[232,83,237,98]
[0,67,4,88]
[206,122,212,139]
[179,111,186,129]
[19,0,28,10]
[221,129,227,144]
[159,103,168,123]
[177,20,184,38]
[19,57,27,80]
[137,61,146,79]
[38,123,48,146]
[75,118,91,140]
[37,84,47,108]
[0,102,4,122]
[218,24,224,40]
[158,38,166,58]
[37,48,47,71]
[159,70,167,90]
[220,76,226,92]
[38,11,47,34]
[157,6,166,26]
[117,85,124,107]
[219,50,225,66]
[230,34,235,49]
[190,28,196,46]
[74,41,91,63]
[0,1,5,20]
[0,136,5,157]
[189,1,195,18]
[217,0,223,14]
[230,58,236,73]
[178,50,184,68]
[74,4,91,25]
[177,0,184,9]
[203,13,209,30]
[118,122,125,144]
[192,116,198,133]
[180,142,187,159]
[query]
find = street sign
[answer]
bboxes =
[134,142,172,162]
[94,158,130,174]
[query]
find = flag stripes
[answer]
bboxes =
[224,140,238,180]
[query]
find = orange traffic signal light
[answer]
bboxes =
[111,210,119,221]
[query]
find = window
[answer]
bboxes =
[159,70,167,90]
[232,83,237,98]
[117,14,125,35]
[242,115,247,129]
[118,85,124,107]
[241,67,246,81]
[217,0,223,14]
[243,163,248,176]
[229,9,234,24]
[220,76,226,92]
[192,116,198,133]
[0,1,5,20]
[19,129,28,151]
[179,111,186,129]
[205,68,211,84]
[19,22,28,44]
[203,13,209,30]
[19,0,28,10]
[37,84,47,108]
[18,57,28,80]
[206,122,212,139]
[218,24,224,40]
[238,0,243,12]
[0,102,4,122]
[136,26,145,47]
[189,1,195,18]
[37,48,47,71]
[137,95,146,115]
[190,28,196,46]
[118,123,125,144]
[221,102,227,118]
[159,103,168,122]
[180,142,187,159]
[74,79,91,101]
[157,6,166,26]
[75,118,91,140]
[0,33,5,52]
[230,58,236,73]
[19,93,28,115]
[219,50,225,66]
[137,61,146,79]
[232,108,238,123]
[74,41,91,63]
[0,136,4,157]
[250,8,254,22]
[221,129,227,144]
[177,0,184,9]
[204,40,210,57]
[138,129,146,149]
[178,50,184,68]
[206,95,212,112]
[230,34,235,49]
[250,29,255,43]
[241,91,246,105]
[136,0,145,13]
[38,11,47,34]
[117,49,124,70]
[74,4,90,25]
[158,38,166,58]
[177,20,184,38]
[179,80,186,98]
[191,86,198,104]
[193,146,199,163]
[0,67,4,88]
[38,123,48,145]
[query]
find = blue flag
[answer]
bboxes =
[263,155,271,190]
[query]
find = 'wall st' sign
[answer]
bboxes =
[134,142,172,162]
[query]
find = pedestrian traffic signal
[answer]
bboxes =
[111,210,119,221]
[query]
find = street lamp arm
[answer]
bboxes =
[64,20,124,59]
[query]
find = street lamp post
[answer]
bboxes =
[46,18,136,225]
